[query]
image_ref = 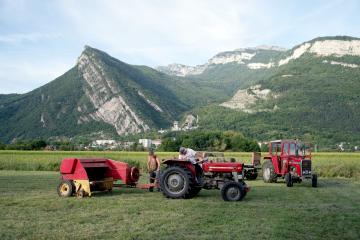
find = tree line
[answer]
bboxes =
[0,130,261,152]
[158,130,260,152]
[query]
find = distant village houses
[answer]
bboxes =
[138,139,162,149]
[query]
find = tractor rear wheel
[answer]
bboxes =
[285,173,293,187]
[221,182,246,201]
[160,166,193,199]
[262,161,277,183]
[187,186,202,198]
[312,174,318,188]
[57,180,74,197]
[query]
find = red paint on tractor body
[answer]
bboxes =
[202,162,243,173]
[265,140,313,178]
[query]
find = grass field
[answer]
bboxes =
[0,151,360,239]
[0,170,359,240]
[0,150,360,179]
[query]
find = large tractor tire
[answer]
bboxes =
[160,165,194,199]
[262,161,277,183]
[312,174,318,188]
[285,173,293,187]
[187,186,202,198]
[57,180,74,197]
[221,182,246,201]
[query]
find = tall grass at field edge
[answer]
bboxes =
[0,151,359,179]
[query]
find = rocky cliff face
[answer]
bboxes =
[158,37,360,77]
[220,85,277,113]
[157,46,285,76]
[77,47,150,135]
[279,38,360,66]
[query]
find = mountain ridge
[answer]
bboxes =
[1,35,360,148]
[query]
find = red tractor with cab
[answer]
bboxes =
[160,157,250,201]
[262,140,317,187]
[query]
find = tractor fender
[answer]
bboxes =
[162,159,192,165]
[161,159,197,179]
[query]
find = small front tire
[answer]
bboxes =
[312,174,318,188]
[285,173,293,187]
[221,182,246,201]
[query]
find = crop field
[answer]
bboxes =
[0,151,360,239]
[0,151,360,179]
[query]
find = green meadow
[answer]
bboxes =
[0,151,359,179]
[0,151,360,239]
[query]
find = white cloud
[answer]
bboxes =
[56,0,260,65]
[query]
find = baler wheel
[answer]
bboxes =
[57,180,74,197]
[160,166,192,199]
[285,173,293,187]
[262,161,277,183]
[76,189,85,198]
[221,182,246,201]
[312,174,318,188]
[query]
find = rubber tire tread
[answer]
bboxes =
[262,161,277,183]
[57,180,74,197]
[221,181,245,202]
[160,165,193,199]
[312,174,318,188]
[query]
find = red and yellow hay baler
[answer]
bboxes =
[57,158,141,197]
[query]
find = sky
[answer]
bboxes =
[1,0,360,94]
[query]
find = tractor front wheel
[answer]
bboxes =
[262,161,277,183]
[285,173,293,187]
[160,166,192,199]
[312,174,318,188]
[57,180,74,197]
[221,182,246,201]
[246,172,258,180]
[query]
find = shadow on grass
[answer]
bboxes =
[253,176,351,189]
[89,187,152,198]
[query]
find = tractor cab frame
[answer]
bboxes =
[262,140,317,187]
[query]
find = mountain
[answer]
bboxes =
[157,45,287,77]
[1,36,360,148]
[194,36,360,148]
[157,46,286,101]
[0,46,189,142]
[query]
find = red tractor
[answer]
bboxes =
[262,140,317,187]
[160,158,250,201]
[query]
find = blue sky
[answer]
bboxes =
[1,0,360,94]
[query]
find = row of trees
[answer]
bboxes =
[158,131,260,152]
[0,139,83,151]
[0,140,47,150]
[0,130,260,152]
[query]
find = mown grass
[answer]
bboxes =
[0,170,359,240]
[0,151,360,179]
